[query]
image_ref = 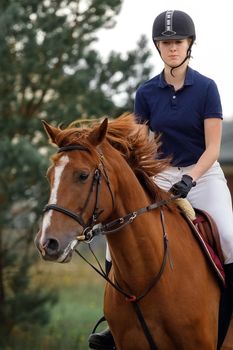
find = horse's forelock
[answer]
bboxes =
[51,127,93,153]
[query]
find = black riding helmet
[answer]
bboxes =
[152,10,196,71]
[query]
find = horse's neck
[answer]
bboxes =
[107,189,165,292]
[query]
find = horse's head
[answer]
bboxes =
[35,118,115,263]
[35,114,170,263]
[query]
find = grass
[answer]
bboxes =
[8,244,108,350]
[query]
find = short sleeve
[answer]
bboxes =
[203,80,223,119]
[134,88,150,124]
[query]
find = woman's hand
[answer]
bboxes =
[169,174,196,198]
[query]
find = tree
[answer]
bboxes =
[0,0,152,346]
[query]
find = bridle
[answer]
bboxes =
[43,144,115,240]
[42,143,178,350]
[43,144,177,242]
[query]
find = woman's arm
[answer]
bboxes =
[187,118,222,181]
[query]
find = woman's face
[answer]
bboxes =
[157,38,191,67]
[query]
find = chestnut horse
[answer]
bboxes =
[35,114,233,349]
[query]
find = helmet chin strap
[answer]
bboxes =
[156,42,193,77]
[169,48,191,77]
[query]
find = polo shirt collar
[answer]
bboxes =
[158,66,194,88]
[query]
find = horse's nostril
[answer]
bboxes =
[43,238,59,254]
[48,239,59,251]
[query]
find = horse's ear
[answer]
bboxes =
[42,120,60,144]
[88,118,108,146]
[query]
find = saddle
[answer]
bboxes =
[176,199,225,286]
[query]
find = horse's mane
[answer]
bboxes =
[104,114,171,199]
[52,113,171,201]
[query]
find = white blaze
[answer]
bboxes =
[40,155,69,245]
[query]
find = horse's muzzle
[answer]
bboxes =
[34,230,77,263]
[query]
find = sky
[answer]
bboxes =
[96,0,233,120]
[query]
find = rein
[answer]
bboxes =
[81,194,179,240]
[75,209,169,350]
[76,209,169,302]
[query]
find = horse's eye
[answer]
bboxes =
[74,170,89,182]
[79,173,89,181]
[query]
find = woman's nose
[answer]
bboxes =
[169,43,177,51]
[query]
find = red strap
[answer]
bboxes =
[126,295,137,302]
[193,215,205,225]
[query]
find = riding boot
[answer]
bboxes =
[88,260,116,350]
[217,263,233,349]
[89,328,115,350]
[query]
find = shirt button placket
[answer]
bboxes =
[171,94,177,107]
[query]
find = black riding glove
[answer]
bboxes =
[169,174,196,198]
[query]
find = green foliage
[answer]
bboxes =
[1,256,105,350]
[0,0,151,128]
[0,0,153,346]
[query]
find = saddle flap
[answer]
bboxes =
[193,208,224,265]
[179,206,225,287]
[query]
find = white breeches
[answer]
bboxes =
[155,161,233,264]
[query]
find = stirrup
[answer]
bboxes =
[91,316,106,334]
[89,316,116,350]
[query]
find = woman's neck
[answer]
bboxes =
[164,64,188,91]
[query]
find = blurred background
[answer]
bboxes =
[0,1,232,349]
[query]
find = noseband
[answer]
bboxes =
[43,145,114,240]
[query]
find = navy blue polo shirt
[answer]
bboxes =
[134,67,223,167]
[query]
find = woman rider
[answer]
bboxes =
[89,10,233,349]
